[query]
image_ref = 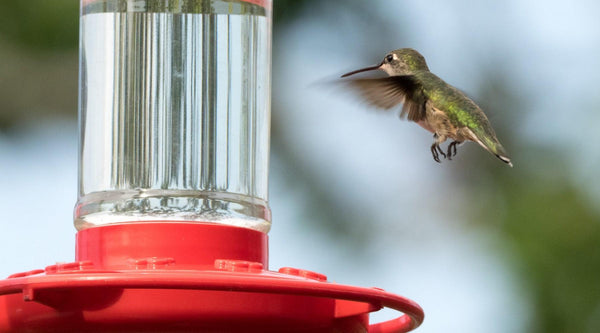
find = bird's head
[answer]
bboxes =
[342,48,429,77]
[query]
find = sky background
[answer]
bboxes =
[2,1,600,332]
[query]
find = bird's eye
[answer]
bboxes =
[385,54,394,62]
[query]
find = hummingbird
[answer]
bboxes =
[341,48,512,167]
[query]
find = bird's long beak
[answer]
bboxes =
[341,62,383,78]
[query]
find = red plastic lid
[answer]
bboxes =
[0,223,423,332]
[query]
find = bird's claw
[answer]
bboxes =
[446,141,460,160]
[430,144,446,163]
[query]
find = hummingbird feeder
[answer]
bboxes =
[0,0,423,332]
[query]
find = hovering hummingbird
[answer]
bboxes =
[341,48,512,167]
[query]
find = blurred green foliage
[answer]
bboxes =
[0,1,78,52]
[468,72,600,332]
[471,159,600,333]
[502,180,600,333]
[0,1,79,128]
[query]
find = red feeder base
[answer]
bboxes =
[0,223,423,332]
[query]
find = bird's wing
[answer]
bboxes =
[344,76,427,121]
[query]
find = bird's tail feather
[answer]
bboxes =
[489,141,512,167]
[470,130,513,167]
[495,153,513,167]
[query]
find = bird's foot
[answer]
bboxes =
[446,141,461,160]
[430,143,447,163]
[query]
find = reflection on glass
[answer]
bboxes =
[76,0,272,232]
